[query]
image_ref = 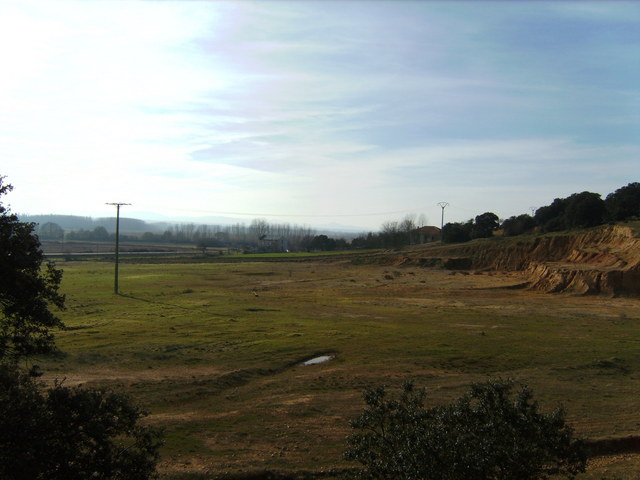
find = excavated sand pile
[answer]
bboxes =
[375,225,640,296]
[523,226,640,295]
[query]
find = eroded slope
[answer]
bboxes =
[367,224,640,296]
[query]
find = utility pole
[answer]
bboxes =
[437,202,449,231]
[106,202,131,294]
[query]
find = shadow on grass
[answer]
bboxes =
[586,435,640,457]
[118,292,190,310]
[161,468,356,480]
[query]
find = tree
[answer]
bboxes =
[380,220,403,248]
[399,214,417,245]
[501,214,537,237]
[37,222,64,240]
[92,225,110,241]
[351,232,382,249]
[0,175,163,479]
[471,211,500,239]
[534,198,567,232]
[605,182,640,221]
[441,221,472,243]
[564,191,606,229]
[249,218,270,241]
[0,177,65,359]
[345,379,586,480]
[309,234,337,251]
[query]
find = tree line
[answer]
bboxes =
[349,214,430,249]
[28,182,640,251]
[36,215,426,252]
[36,218,320,252]
[442,182,640,243]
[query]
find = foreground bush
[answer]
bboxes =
[0,364,163,480]
[345,379,586,480]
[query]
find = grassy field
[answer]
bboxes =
[37,255,640,479]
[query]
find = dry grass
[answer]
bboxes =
[37,256,640,479]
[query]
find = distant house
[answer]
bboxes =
[258,235,288,253]
[414,226,441,243]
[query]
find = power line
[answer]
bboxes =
[129,205,438,219]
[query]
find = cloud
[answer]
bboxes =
[0,1,637,230]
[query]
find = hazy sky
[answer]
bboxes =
[1,1,638,230]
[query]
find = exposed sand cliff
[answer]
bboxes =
[370,224,640,296]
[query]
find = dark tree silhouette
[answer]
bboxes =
[564,191,606,228]
[0,177,65,359]
[471,212,500,239]
[37,222,64,240]
[501,214,537,236]
[606,182,640,221]
[534,197,568,232]
[0,175,163,480]
[441,221,473,243]
[309,234,337,251]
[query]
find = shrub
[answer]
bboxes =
[0,364,163,480]
[345,379,586,480]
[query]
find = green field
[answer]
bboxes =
[38,256,640,479]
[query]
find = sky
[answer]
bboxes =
[1,0,638,231]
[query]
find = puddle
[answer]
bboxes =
[301,355,334,366]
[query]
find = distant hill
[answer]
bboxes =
[18,214,163,234]
[17,213,367,238]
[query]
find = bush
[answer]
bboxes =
[0,363,163,480]
[345,379,586,480]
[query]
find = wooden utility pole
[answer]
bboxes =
[106,202,130,294]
